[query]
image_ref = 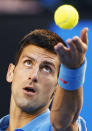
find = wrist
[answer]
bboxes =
[58,58,87,91]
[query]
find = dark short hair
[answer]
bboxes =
[15,29,66,65]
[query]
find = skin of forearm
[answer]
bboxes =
[50,86,83,130]
[52,122,78,131]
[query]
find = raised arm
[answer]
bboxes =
[50,28,88,131]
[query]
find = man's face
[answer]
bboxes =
[7,45,60,113]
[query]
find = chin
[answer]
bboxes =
[21,106,36,114]
[18,103,46,114]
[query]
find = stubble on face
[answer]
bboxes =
[9,44,60,114]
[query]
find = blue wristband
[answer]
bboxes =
[58,58,87,91]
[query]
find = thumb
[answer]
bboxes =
[80,27,88,45]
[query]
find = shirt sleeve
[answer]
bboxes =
[77,116,87,131]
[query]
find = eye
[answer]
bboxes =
[24,60,32,67]
[43,65,52,73]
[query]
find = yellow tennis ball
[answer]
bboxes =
[54,5,79,29]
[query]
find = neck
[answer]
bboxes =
[7,95,48,131]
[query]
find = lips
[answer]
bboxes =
[23,86,36,96]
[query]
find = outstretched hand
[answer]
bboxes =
[54,28,88,68]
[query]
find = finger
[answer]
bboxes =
[67,39,77,56]
[54,42,69,55]
[72,36,88,53]
[54,43,71,64]
[80,27,88,45]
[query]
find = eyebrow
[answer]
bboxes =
[22,55,56,69]
[42,61,56,69]
[22,55,35,61]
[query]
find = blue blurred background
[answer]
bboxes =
[0,0,91,130]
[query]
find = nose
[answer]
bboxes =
[28,65,39,83]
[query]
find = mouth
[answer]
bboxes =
[23,86,36,96]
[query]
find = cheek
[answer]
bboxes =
[39,75,57,93]
[11,67,26,89]
[13,66,28,81]
[38,76,57,103]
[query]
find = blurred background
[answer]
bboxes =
[0,0,92,130]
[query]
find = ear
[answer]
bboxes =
[6,63,15,83]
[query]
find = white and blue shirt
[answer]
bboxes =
[0,109,87,131]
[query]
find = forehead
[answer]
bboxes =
[19,44,60,66]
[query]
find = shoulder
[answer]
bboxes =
[39,115,87,131]
[37,111,87,131]
[0,115,9,130]
[77,116,87,131]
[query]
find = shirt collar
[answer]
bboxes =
[0,109,50,131]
